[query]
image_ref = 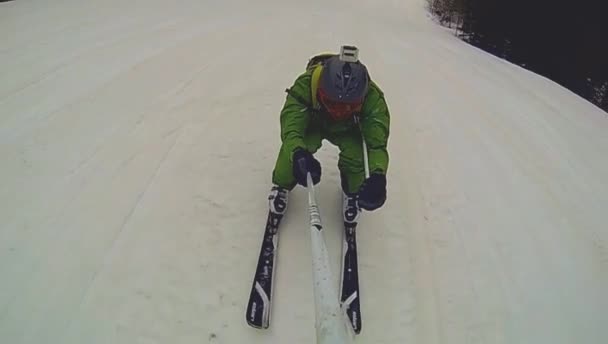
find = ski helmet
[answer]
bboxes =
[318,55,369,121]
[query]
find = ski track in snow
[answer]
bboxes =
[1,0,607,343]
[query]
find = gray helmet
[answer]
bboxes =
[319,56,370,104]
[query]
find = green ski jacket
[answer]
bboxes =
[280,69,391,175]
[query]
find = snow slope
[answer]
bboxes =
[1,0,607,343]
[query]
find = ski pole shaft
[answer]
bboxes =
[361,135,370,179]
[355,116,370,179]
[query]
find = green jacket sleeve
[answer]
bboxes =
[360,82,390,175]
[280,72,312,161]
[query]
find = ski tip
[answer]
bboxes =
[245,309,269,330]
[245,319,269,330]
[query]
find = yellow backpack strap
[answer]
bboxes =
[310,64,324,110]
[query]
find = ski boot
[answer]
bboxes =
[342,192,360,224]
[268,185,289,215]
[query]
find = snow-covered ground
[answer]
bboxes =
[1,0,607,343]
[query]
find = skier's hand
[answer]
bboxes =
[358,173,386,211]
[292,149,321,187]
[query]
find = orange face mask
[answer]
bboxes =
[318,87,363,121]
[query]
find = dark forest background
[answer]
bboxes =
[427,0,608,113]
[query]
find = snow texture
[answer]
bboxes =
[1,0,607,343]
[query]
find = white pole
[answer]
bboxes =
[355,116,370,179]
[307,173,354,344]
[361,137,370,179]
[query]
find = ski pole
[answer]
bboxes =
[355,116,370,179]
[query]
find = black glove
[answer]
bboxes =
[358,173,386,211]
[292,149,321,187]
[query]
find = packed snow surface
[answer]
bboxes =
[1,0,607,343]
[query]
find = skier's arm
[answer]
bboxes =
[360,84,390,175]
[280,73,312,161]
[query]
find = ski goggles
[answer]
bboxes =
[318,88,363,121]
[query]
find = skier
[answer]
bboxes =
[268,46,390,220]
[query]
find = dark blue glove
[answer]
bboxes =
[292,149,321,187]
[358,173,386,211]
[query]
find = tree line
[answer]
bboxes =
[428,0,608,112]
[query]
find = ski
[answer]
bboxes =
[245,211,283,329]
[340,221,362,334]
